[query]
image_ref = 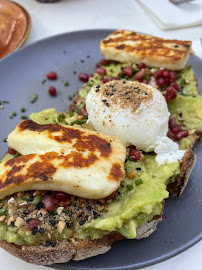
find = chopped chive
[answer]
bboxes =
[180,79,185,87]
[3,100,9,103]
[21,197,30,202]
[30,93,38,103]
[9,115,13,119]
[176,73,181,80]
[135,179,143,186]
[127,185,133,191]
[128,157,134,162]
[12,112,17,117]
[69,111,74,117]
[185,94,196,97]
[87,82,92,87]
[13,153,21,159]
[64,210,69,214]
[64,81,69,86]
[3,138,7,142]
[42,79,47,84]
[73,93,76,97]
[68,95,73,101]
[21,107,26,112]
[0,209,7,216]
[58,114,66,122]
[74,106,79,114]
[21,115,28,119]
[0,101,1,105]
[70,119,84,126]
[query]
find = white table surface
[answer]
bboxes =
[1,0,202,269]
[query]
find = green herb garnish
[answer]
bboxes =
[42,79,47,84]
[74,106,79,114]
[0,209,7,216]
[30,93,38,103]
[12,112,17,117]
[21,197,30,202]
[58,113,66,122]
[128,157,134,162]
[3,138,7,143]
[64,81,69,86]
[3,100,9,104]
[20,107,26,112]
[135,179,143,186]
[126,185,133,191]
[180,79,185,87]
[70,119,84,126]
[64,210,69,214]
[13,153,21,159]
[21,115,28,119]
[9,115,13,119]
[176,74,181,80]
[68,95,73,101]
[69,111,74,117]
[87,82,92,87]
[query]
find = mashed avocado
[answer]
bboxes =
[0,62,201,246]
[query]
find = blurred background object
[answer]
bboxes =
[36,0,62,2]
[0,0,31,59]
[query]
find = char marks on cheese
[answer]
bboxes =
[100,30,192,70]
[18,120,111,158]
[0,120,126,199]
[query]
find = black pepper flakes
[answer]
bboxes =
[123,80,126,84]
[79,220,86,226]
[49,220,57,227]
[51,241,56,248]
[86,205,92,211]
[36,202,44,210]
[93,211,100,219]
[45,241,51,247]
[106,103,110,107]
[10,221,15,227]
[68,210,73,216]
[39,228,45,234]
[23,210,29,216]
[96,85,100,88]
[136,167,141,171]
[32,227,38,235]
[102,99,107,103]
[66,221,73,228]
[29,194,34,201]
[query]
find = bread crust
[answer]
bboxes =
[0,217,161,265]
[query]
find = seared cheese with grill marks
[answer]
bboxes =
[100,30,192,70]
[0,120,126,199]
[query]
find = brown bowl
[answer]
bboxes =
[0,0,31,59]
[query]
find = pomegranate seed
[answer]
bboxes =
[166,86,177,100]
[174,130,189,141]
[169,71,177,82]
[172,125,182,134]
[102,77,110,83]
[154,70,162,79]
[162,69,170,78]
[167,129,174,139]
[27,218,41,230]
[157,77,167,87]
[8,147,17,155]
[79,73,89,82]
[49,86,57,96]
[129,149,141,161]
[169,118,177,130]
[123,67,133,77]
[96,62,102,68]
[69,104,75,112]
[79,107,88,117]
[169,82,180,91]
[110,77,120,81]
[55,191,69,202]
[46,72,57,80]
[141,79,148,84]
[100,59,110,66]
[96,67,106,76]
[134,69,146,81]
[42,195,55,211]
[138,63,146,69]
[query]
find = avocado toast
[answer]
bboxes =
[0,30,202,265]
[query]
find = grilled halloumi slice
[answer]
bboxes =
[100,30,192,70]
[0,120,126,200]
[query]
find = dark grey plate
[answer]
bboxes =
[0,29,202,270]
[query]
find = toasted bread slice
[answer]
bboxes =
[0,149,196,265]
[0,216,161,265]
[100,30,192,70]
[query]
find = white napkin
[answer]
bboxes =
[137,0,202,30]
